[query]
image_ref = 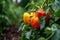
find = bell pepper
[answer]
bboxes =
[31,16,40,30]
[45,11,51,22]
[36,9,46,18]
[23,12,31,24]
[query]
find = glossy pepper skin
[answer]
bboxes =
[31,16,40,30]
[36,10,46,18]
[45,11,51,22]
[23,12,31,24]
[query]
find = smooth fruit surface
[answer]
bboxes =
[37,10,46,18]
[23,12,31,24]
[31,16,40,29]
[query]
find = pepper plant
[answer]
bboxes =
[18,0,60,40]
[0,0,60,40]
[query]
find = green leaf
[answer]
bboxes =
[51,24,60,40]
[18,22,24,32]
[36,0,45,7]
[40,17,46,30]
[49,20,54,26]
[54,8,60,17]
[21,32,27,40]
[51,24,57,31]
[38,37,47,40]
[51,29,59,40]
[45,27,52,35]
[44,24,58,39]
[22,24,30,31]
[51,0,60,12]
[21,25,31,40]
[25,30,32,39]
[24,3,30,9]
[45,8,50,14]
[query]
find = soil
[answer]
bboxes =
[0,25,22,40]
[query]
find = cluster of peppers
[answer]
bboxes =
[23,8,51,30]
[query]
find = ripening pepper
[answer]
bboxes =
[45,11,51,22]
[36,9,46,18]
[23,12,31,24]
[31,16,40,29]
